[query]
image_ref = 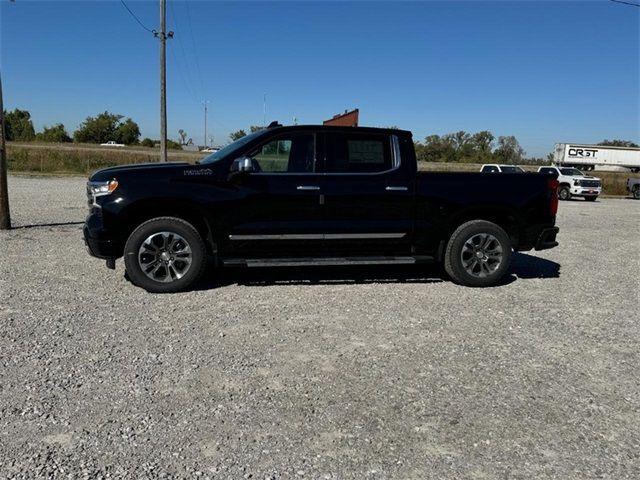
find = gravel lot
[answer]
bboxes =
[1,175,639,479]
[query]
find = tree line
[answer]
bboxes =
[2,108,188,149]
[414,132,638,164]
[3,109,144,145]
[414,130,518,164]
[7,108,637,161]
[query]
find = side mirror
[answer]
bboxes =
[231,157,255,173]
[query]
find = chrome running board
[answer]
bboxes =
[222,256,434,268]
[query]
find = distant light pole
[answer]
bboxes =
[202,99,210,148]
[263,93,266,127]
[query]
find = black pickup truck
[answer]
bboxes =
[84,124,559,292]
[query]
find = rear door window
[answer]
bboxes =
[322,133,392,173]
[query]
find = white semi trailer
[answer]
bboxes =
[553,143,640,172]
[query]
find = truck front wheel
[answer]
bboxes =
[558,186,571,201]
[123,217,207,293]
[444,220,512,287]
[634,186,640,200]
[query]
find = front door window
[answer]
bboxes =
[249,134,315,173]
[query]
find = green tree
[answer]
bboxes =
[598,139,639,148]
[468,131,495,163]
[35,123,71,143]
[141,137,155,148]
[249,126,264,133]
[229,129,247,141]
[178,129,188,145]
[4,109,36,141]
[472,131,494,153]
[73,111,122,144]
[493,136,525,164]
[167,139,182,150]
[415,134,457,162]
[115,118,141,145]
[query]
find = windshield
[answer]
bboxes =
[560,168,584,176]
[500,166,524,173]
[200,130,265,164]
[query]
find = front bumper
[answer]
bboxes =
[570,186,601,196]
[83,213,122,259]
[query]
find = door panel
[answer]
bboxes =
[223,133,324,257]
[319,132,414,255]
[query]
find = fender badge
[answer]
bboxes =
[184,169,213,176]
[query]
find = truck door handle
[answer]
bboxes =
[297,185,320,191]
[386,186,408,191]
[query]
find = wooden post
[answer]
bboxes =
[0,71,11,230]
[159,0,167,162]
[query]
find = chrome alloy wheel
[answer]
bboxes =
[460,233,503,278]
[138,231,193,283]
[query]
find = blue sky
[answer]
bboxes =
[1,0,638,156]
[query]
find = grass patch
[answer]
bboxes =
[7,142,200,176]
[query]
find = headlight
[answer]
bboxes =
[88,179,119,197]
[87,179,118,209]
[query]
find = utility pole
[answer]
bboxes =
[155,0,173,162]
[263,93,266,127]
[0,71,10,229]
[202,100,210,148]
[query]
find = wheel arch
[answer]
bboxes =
[440,206,522,258]
[117,199,216,255]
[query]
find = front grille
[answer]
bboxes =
[581,180,600,188]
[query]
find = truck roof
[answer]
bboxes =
[267,124,413,136]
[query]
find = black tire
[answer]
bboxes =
[444,220,512,287]
[123,217,207,293]
[634,186,640,200]
[558,186,571,201]
[584,196,597,202]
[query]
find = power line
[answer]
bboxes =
[169,0,203,101]
[609,0,640,7]
[168,40,199,103]
[184,0,206,99]
[120,0,155,34]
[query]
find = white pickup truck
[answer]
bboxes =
[480,164,525,173]
[538,166,601,201]
[100,140,125,147]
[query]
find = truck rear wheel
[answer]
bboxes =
[123,217,207,293]
[634,186,640,200]
[558,186,571,201]
[444,220,512,287]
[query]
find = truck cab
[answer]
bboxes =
[538,166,601,201]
